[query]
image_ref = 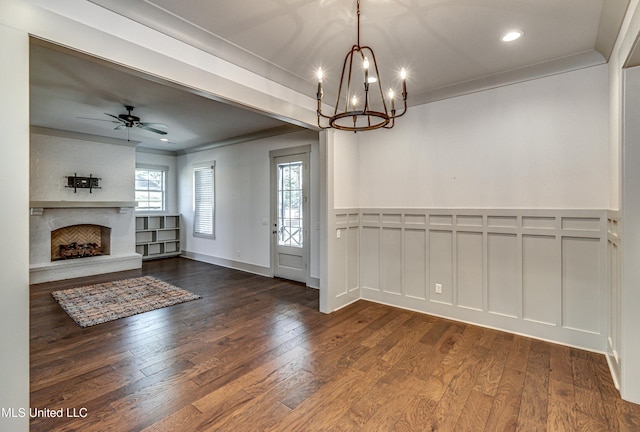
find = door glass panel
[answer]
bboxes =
[277,161,303,247]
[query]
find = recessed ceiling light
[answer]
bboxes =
[160,138,169,142]
[501,30,524,43]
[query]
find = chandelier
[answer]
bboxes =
[316,0,407,132]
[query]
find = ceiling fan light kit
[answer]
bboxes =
[316,0,407,132]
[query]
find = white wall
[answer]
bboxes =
[135,151,178,213]
[30,131,135,202]
[333,131,359,208]
[0,23,29,432]
[358,65,609,209]
[178,130,320,279]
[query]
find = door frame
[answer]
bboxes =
[270,145,311,284]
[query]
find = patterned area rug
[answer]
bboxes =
[52,276,201,327]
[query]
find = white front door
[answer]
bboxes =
[271,148,310,283]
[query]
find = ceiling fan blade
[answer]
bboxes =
[77,116,120,124]
[140,122,168,129]
[138,124,168,135]
[104,113,125,122]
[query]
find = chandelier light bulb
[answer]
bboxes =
[388,89,395,100]
[400,68,407,80]
[351,95,358,108]
[363,57,370,70]
[317,67,323,83]
[368,76,378,84]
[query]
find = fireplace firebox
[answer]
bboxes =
[51,224,111,261]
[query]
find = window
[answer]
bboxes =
[193,162,215,238]
[135,165,167,212]
[277,161,303,247]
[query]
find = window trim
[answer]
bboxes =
[135,164,168,212]
[193,161,216,239]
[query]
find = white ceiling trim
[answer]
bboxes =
[413,49,606,105]
[31,126,140,147]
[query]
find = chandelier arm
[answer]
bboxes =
[390,97,408,119]
[345,47,360,113]
[318,109,333,119]
[361,46,388,115]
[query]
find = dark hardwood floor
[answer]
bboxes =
[30,257,640,431]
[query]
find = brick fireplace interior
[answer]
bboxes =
[50,224,111,261]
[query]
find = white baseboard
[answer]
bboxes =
[181,250,271,277]
[307,277,320,289]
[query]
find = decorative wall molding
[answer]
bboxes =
[332,208,608,352]
[607,209,621,389]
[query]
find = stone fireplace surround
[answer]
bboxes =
[29,201,141,283]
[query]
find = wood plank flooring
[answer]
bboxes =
[30,257,640,431]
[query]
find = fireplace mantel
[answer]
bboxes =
[30,201,136,216]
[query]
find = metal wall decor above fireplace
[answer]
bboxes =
[66,173,101,193]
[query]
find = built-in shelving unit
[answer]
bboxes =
[135,214,181,260]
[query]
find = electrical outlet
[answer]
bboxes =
[435,283,442,294]
[236,250,241,258]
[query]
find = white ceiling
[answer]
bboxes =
[29,42,299,153]
[30,0,628,153]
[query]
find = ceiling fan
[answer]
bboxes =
[79,105,168,136]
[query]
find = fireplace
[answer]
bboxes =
[30,202,141,283]
[51,224,111,261]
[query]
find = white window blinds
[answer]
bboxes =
[193,163,215,238]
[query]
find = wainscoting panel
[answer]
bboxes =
[382,228,402,295]
[332,211,360,302]
[487,233,519,318]
[522,235,560,326]
[562,237,600,333]
[350,208,608,352]
[456,231,484,311]
[347,226,359,293]
[429,230,453,304]
[404,229,427,300]
[360,227,380,291]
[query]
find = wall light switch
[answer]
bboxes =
[435,283,442,294]
[336,230,341,239]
